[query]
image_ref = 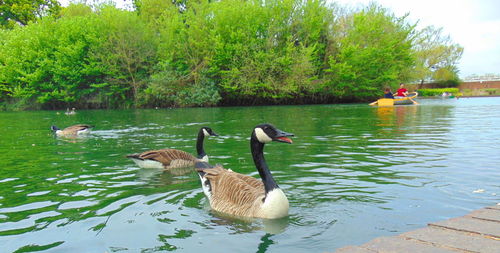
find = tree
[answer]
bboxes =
[0,0,61,29]
[134,0,171,26]
[90,6,158,106]
[0,1,466,109]
[323,4,415,101]
[412,26,463,86]
[0,11,106,109]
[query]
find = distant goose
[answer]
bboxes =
[65,108,76,115]
[127,127,218,170]
[196,123,293,219]
[51,124,92,136]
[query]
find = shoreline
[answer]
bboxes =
[2,95,500,111]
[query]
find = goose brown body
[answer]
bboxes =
[127,148,198,170]
[199,165,268,217]
[127,127,218,170]
[197,123,293,219]
[52,124,92,136]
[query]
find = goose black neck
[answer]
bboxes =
[196,130,206,159]
[251,134,279,194]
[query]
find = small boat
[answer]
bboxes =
[439,92,455,99]
[369,92,418,106]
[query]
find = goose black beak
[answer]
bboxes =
[273,129,294,144]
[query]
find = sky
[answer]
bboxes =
[59,0,500,78]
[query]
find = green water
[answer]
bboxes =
[1,98,499,252]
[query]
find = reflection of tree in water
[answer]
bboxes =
[369,103,455,178]
[257,233,275,253]
[1,104,475,252]
[374,104,454,138]
[280,103,457,210]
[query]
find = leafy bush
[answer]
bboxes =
[138,69,221,108]
[0,13,106,109]
[417,88,459,96]
[0,4,157,109]
[90,6,158,106]
[484,88,499,95]
[323,4,415,101]
[174,81,221,107]
[138,69,180,107]
[0,1,465,109]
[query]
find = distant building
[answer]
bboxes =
[463,73,500,82]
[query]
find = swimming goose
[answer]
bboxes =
[65,108,76,115]
[127,127,218,170]
[196,123,293,219]
[51,124,92,136]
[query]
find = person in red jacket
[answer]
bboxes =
[395,83,408,97]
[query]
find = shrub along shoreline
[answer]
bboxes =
[0,1,463,110]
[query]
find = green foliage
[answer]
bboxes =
[152,0,328,103]
[435,79,460,88]
[90,6,158,106]
[411,26,464,84]
[0,0,61,29]
[139,69,181,107]
[174,81,221,107]
[0,1,465,109]
[417,88,459,96]
[484,88,499,95]
[0,4,157,109]
[134,0,171,26]
[0,11,106,109]
[433,65,461,87]
[59,3,92,17]
[139,69,221,107]
[323,4,415,100]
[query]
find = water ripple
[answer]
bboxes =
[1,99,499,252]
[0,201,59,213]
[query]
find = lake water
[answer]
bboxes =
[0,97,499,252]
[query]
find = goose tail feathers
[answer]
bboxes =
[195,161,215,176]
[126,154,142,160]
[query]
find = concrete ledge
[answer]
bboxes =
[336,205,500,253]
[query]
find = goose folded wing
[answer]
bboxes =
[203,166,265,214]
[64,124,91,131]
[231,173,263,189]
[138,149,196,165]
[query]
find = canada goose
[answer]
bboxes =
[127,127,218,170]
[196,123,293,219]
[51,124,92,136]
[65,108,76,115]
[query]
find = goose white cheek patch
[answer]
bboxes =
[254,128,272,143]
